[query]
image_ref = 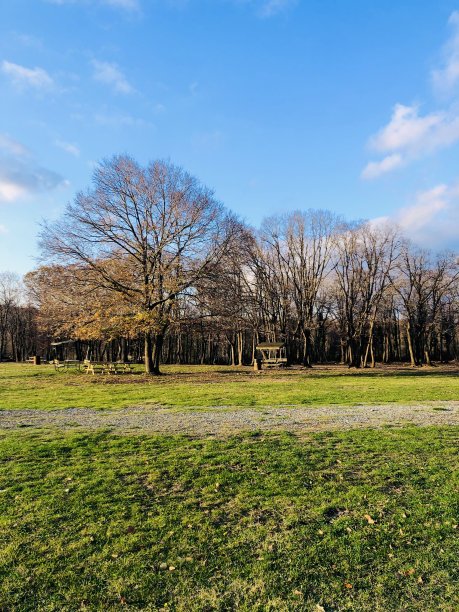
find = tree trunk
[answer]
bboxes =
[144,332,154,374]
[152,332,164,375]
[406,321,417,366]
[302,327,312,368]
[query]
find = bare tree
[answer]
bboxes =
[332,222,400,367]
[259,210,339,366]
[39,156,238,374]
[392,246,459,366]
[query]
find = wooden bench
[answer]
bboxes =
[54,359,82,372]
[83,360,133,375]
[83,359,109,375]
[53,359,66,371]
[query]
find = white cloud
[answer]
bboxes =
[371,182,459,249]
[1,60,53,90]
[0,133,68,204]
[94,111,153,127]
[369,104,444,153]
[91,60,135,94]
[361,153,403,179]
[0,133,30,157]
[362,13,459,178]
[259,0,297,17]
[0,224,8,234]
[432,11,459,96]
[397,184,450,232]
[44,0,140,10]
[363,104,459,178]
[55,140,80,157]
[105,0,140,9]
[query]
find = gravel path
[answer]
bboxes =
[1,402,458,437]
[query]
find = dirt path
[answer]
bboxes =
[1,402,458,437]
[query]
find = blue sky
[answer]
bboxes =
[1,0,459,274]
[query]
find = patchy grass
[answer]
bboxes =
[0,426,457,611]
[0,363,458,410]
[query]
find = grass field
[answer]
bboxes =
[1,362,458,410]
[1,364,457,610]
[0,426,458,611]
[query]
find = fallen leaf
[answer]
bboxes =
[344,582,353,589]
[399,528,404,535]
[293,590,303,596]
[126,526,135,534]
[318,529,324,535]
[408,569,415,575]
[365,515,375,524]
[120,598,127,605]
[111,554,118,559]
[346,527,352,533]
[316,605,326,612]
[418,576,423,583]
[169,566,175,571]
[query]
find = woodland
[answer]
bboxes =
[1,156,458,374]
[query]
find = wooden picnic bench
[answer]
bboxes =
[53,359,82,372]
[83,360,134,375]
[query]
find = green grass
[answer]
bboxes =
[0,426,457,611]
[1,363,458,410]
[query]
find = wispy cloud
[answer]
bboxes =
[361,103,459,179]
[0,224,8,234]
[0,132,68,203]
[91,60,135,94]
[372,182,459,249]
[259,0,297,18]
[0,133,30,157]
[55,140,80,157]
[93,111,153,127]
[361,153,403,179]
[362,12,459,179]
[105,0,140,9]
[432,11,459,96]
[44,0,141,11]
[1,60,53,90]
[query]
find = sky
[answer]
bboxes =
[1,0,459,275]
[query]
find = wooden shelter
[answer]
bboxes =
[256,342,287,367]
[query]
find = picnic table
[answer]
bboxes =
[53,359,82,372]
[83,360,134,375]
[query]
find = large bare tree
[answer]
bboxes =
[39,155,238,374]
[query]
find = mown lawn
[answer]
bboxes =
[1,363,458,410]
[0,426,457,611]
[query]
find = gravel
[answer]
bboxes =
[1,402,458,437]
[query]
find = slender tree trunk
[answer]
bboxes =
[302,327,312,368]
[152,332,164,375]
[144,332,154,374]
[406,321,417,367]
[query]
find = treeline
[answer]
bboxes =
[2,156,458,372]
[0,273,42,362]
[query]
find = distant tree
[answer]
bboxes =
[391,246,459,366]
[38,156,238,374]
[0,272,22,361]
[259,210,340,366]
[332,222,400,367]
